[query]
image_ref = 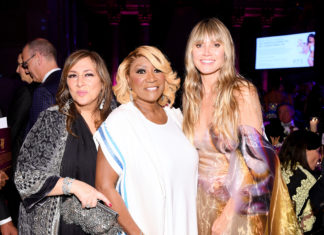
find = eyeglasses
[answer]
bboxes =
[22,54,35,69]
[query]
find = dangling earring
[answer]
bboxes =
[129,87,133,102]
[99,99,105,110]
[67,98,73,106]
[64,98,73,110]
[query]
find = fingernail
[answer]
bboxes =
[108,203,112,207]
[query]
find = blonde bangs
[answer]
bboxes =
[192,23,223,46]
[183,18,244,143]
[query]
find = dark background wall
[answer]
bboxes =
[0,0,322,93]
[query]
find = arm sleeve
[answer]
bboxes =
[0,192,10,221]
[0,217,12,226]
[15,109,64,212]
[8,88,32,142]
[223,84,276,215]
[309,176,324,209]
[27,87,55,134]
[236,85,263,134]
[94,122,124,176]
[226,125,276,215]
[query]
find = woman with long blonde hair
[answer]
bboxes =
[182,18,301,235]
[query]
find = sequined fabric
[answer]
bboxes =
[61,196,123,234]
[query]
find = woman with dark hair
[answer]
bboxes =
[15,49,113,234]
[280,130,322,233]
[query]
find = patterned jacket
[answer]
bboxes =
[15,105,68,235]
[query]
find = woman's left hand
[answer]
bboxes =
[71,180,111,208]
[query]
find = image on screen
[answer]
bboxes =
[255,32,315,70]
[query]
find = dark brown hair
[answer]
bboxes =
[56,49,112,135]
[279,130,322,171]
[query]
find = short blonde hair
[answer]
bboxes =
[113,45,180,107]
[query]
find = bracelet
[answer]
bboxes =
[62,177,74,195]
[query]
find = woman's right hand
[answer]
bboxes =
[70,179,111,208]
[0,170,9,189]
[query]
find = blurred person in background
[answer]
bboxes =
[21,38,61,135]
[280,130,322,234]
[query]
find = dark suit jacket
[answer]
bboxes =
[0,76,20,117]
[0,110,10,222]
[6,84,38,225]
[0,191,10,221]
[0,109,10,222]
[25,69,61,135]
[8,83,38,169]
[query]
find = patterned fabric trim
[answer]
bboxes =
[15,105,68,235]
[293,165,317,217]
[281,165,294,185]
[300,200,316,232]
[281,163,317,233]
[98,125,128,208]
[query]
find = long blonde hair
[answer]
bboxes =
[182,18,249,143]
[113,45,180,107]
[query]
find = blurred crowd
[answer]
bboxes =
[262,78,324,234]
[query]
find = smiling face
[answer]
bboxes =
[192,35,225,79]
[306,147,322,170]
[66,57,102,112]
[127,56,165,106]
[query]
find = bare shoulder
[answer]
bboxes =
[234,81,263,132]
[234,81,259,104]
